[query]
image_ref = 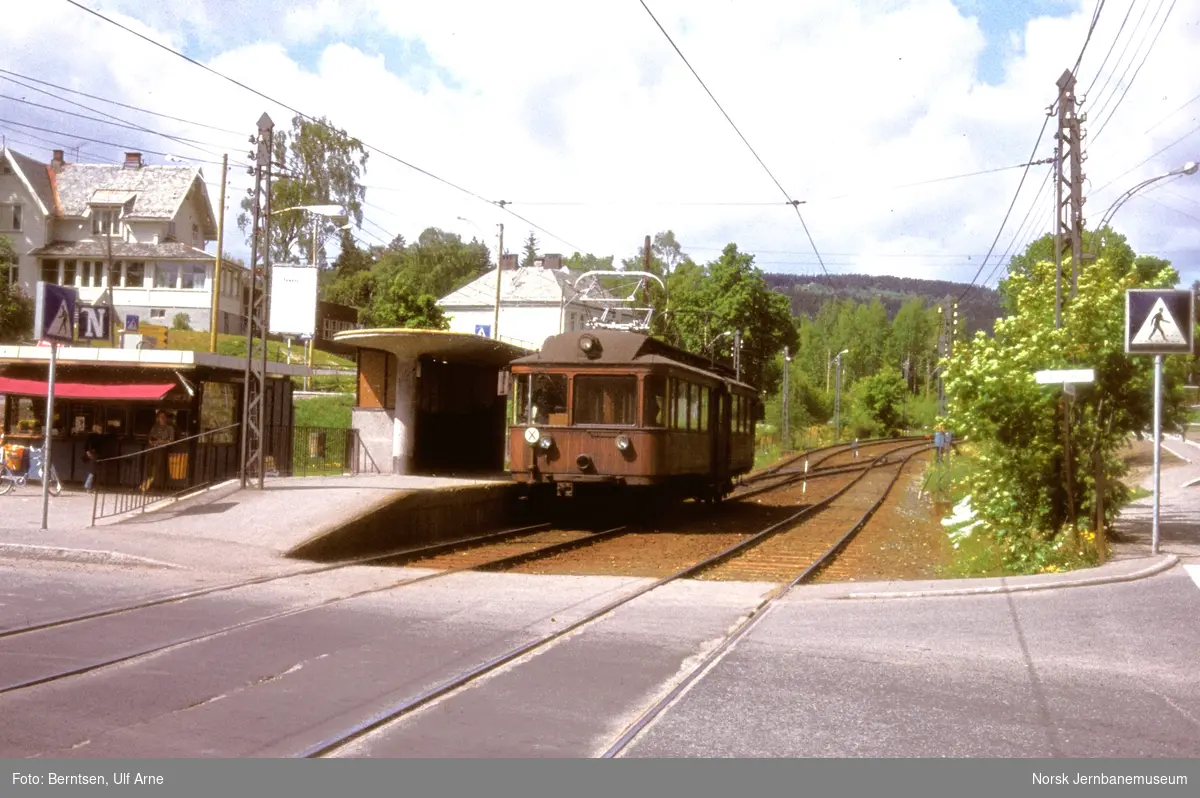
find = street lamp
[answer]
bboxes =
[833,349,849,443]
[1096,161,1199,234]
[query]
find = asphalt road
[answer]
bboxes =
[1,558,1198,758]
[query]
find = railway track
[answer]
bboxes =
[297,440,930,758]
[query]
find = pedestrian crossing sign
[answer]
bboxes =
[1125,289,1194,355]
[33,282,77,344]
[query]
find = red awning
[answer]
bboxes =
[0,377,176,401]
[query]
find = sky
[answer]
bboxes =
[2,0,1199,291]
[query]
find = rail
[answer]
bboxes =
[89,423,242,526]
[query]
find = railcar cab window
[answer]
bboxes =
[516,373,568,425]
[574,375,637,426]
[643,374,666,427]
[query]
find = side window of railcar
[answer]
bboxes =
[698,386,709,432]
[731,395,741,433]
[574,375,637,426]
[672,378,686,430]
[529,374,568,425]
[643,374,666,427]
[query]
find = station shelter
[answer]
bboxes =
[334,329,531,475]
[0,345,297,487]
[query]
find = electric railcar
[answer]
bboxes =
[507,329,761,502]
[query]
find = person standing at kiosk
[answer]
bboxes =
[142,411,176,492]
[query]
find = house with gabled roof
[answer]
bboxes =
[438,253,637,350]
[0,147,248,335]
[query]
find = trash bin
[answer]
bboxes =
[168,452,188,481]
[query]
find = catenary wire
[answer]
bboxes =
[1089,0,1178,145]
[62,0,585,254]
[0,118,233,167]
[635,0,828,277]
[1081,0,1137,102]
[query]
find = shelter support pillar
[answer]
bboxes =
[392,356,419,475]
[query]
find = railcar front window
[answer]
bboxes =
[574,375,637,426]
[525,374,569,425]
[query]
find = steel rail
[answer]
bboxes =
[600,444,932,758]
[731,438,921,502]
[0,525,634,696]
[0,521,554,640]
[296,441,926,759]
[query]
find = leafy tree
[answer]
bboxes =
[946,250,1188,571]
[171,312,192,331]
[0,237,32,342]
[564,253,614,272]
[363,272,448,330]
[667,244,797,393]
[237,114,368,266]
[847,366,907,437]
[521,231,540,267]
[652,230,685,273]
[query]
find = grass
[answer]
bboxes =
[1123,486,1152,505]
[295,394,353,429]
[164,329,355,369]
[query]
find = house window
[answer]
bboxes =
[62,260,77,286]
[149,308,166,320]
[0,204,22,232]
[81,261,106,287]
[91,207,120,236]
[125,262,145,287]
[154,263,178,289]
[40,260,59,285]
[180,264,205,290]
[322,318,354,339]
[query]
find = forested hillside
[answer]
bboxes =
[764,273,1003,336]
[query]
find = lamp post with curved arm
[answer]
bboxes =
[1096,161,1199,235]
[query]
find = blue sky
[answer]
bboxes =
[956,0,1077,84]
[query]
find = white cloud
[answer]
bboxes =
[1,0,1199,291]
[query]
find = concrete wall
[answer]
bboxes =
[352,407,395,474]
[285,481,526,561]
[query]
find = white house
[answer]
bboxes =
[438,253,636,350]
[1,147,247,334]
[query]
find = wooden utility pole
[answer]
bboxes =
[781,346,790,453]
[493,223,504,340]
[209,153,228,352]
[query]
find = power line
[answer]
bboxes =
[0,87,232,155]
[61,0,585,255]
[482,159,1052,208]
[635,0,828,277]
[1091,118,1200,195]
[0,126,109,162]
[0,68,248,138]
[1090,0,1178,145]
[982,165,1055,289]
[0,117,231,167]
[1143,89,1200,136]
[1082,0,1153,112]
[1073,0,1108,77]
[1081,0,1136,101]
[956,110,1054,304]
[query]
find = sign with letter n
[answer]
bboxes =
[1125,289,1195,356]
[33,282,77,344]
[78,305,112,341]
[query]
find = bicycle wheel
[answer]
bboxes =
[0,466,13,496]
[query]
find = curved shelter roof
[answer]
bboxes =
[333,328,532,367]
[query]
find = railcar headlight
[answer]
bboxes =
[615,434,631,451]
[524,427,541,445]
[539,434,553,450]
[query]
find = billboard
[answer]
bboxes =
[268,265,318,338]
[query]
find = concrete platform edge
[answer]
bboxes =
[0,542,184,569]
[835,554,1179,600]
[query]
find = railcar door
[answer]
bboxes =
[711,384,731,496]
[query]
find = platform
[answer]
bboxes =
[0,473,521,574]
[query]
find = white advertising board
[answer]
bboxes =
[269,265,318,338]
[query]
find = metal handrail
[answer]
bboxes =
[92,423,242,465]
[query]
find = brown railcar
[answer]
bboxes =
[507,330,761,502]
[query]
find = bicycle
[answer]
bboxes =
[0,444,63,497]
